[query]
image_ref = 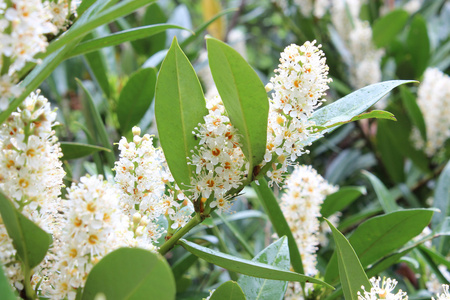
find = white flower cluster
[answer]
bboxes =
[114,126,193,239]
[281,165,338,299]
[189,96,248,213]
[294,0,331,18]
[0,90,65,290]
[411,68,450,157]
[48,175,135,300]
[331,0,384,93]
[45,0,79,30]
[433,285,450,300]
[264,41,332,186]
[0,0,78,110]
[358,277,408,300]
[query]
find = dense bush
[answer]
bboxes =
[0,0,448,299]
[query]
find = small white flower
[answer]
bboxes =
[358,277,408,300]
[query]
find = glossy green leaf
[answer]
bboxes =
[210,281,246,300]
[325,219,370,300]
[76,79,116,169]
[83,33,112,98]
[376,106,430,173]
[68,24,185,58]
[60,142,111,160]
[82,248,175,300]
[180,8,237,48]
[251,179,305,275]
[46,0,156,56]
[316,110,396,132]
[321,186,367,218]
[366,248,413,278]
[178,239,333,289]
[325,209,434,284]
[207,37,269,171]
[372,10,409,48]
[77,0,97,16]
[432,161,450,228]
[418,245,450,269]
[309,80,415,140]
[432,161,450,253]
[238,237,290,300]
[117,68,156,133]
[400,86,426,141]
[362,170,398,213]
[155,37,208,191]
[139,3,168,55]
[376,120,405,183]
[407,14,430,77]
[0,192,51,269]
[214,212,253,256]
[0,262,18,299]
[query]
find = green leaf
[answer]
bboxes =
[0,262,17,300]
[362,171,399,213]
[238,237,290,300]
[432,161,450,253]
[207,37,269,171]
[251,179,305,275]
[325,209,434,284]
[83,37,112,98]
[376,120,405,183]
[321,186,367,218]
[77,0,97,16]
[309,80,415,139]
[155,37,208,191]
[82,248,175,300]
[45,0,156,56]
[432,161,450,228]
[372,9,409,48]
[210,281,246,300]
[418,245,450,269]
[400,86,426,141]
[376,106,430,173]
[213,212,254,256]
[117,68,156,133]
[60,142,111,160]
[316,110,396,132]
[325,219,371,300]
[178,239,333,289]
[139,3,168,55]
[68,24,186,58]
[0,192,51,270]
[76,79,116,169]
[407,14,430,77]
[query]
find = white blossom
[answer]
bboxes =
[411,68,450,157]
[48,175,136,300]
[0,90,65,291]
[282,165,338,299]
[189,96,248,213]
[264,41,332,186]
[358,277,408,300]
[433,285,450,300]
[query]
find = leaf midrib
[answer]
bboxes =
[219,46,253,165]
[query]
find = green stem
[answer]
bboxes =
[23,265,35,300]
[158,213,202,256]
